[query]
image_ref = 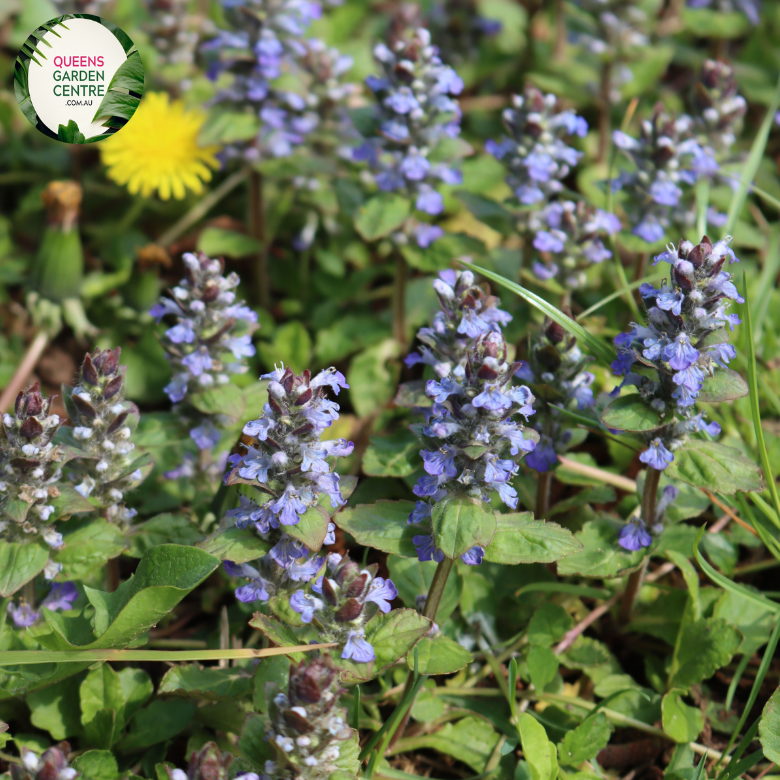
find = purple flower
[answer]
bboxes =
[309,472,345,508]
[649,179,682,207]
[408,501,432,524]
[270,484,308,526]
[618,519,652,551]
[416,189,444,215]
[533,231,565,253]
[385,88,419,114]
[182,347,213,377]
[235,579,271,603]
[656,290,684,317]
[416,224,445,248]
[707,343,736,367]
[238,447,272,482]
[639,438,674,471]
[663,333,700,371]
[311,367,349,395]
[426,377,462,403]
[290,591,320,623]
[41,582,78,611]
[191,421,221,450]
[458,308,489,338]
[400,154,431,181]
[413,534,445,563]
[633,217,665,244]
[323,438,354,458]
[673,364,705,394]
[531,260,558,281]
[496,480,519,509]
[366,577,397,613]
[301,445,329,474]
[225,335,256,359]
[526,439,558,472]
[166,321,196,344]
[164,373,189,403]
[270,535,307,567]
[483,456,515,484]
[413,474,444,498]
[7,601,39,628]
[472,384,511,412]
[421,447,458,478]
[342,629,375,663]
[460,546,484,565]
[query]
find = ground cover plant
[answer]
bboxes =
[4,0,780,778]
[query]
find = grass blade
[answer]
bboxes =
[459,260,615,366]
[724,71,780,237]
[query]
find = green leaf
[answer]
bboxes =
[353,194,410,241]
[760,688,780,764]
[346,339,401,418]
[50,484,95,518]
[117,698,197,750]
[405,635,473,675]
[528,646,558,690]
[54,517,128,580]
[158,664,252,701]
[239,711,274,769]
[527,603,573,648]
[483,514,582,565]
[40,546,219,650]
[459,260,615,367]
[247,614,306,661]
[198,526,272,564]
[0,541,50,597]
[258,322,312,375]
[556,518,647,578]
[519,712,559,780]
[80,664,126,748]
[27,675,83,741]
[662,689,704,743]
[431,496,496,560]
[664,440,764,494]
[128,514,203,558]
[698,369,749,403]
[92,51,144,125]
[363,429,420,477]
[189,384,245,418]
[197,227,263,258]
[57,119,85,144]
[456,191,515,235]
[335,501,420,557]
[601,394,665,433]
[669,618,742,690]
[387,555,463,624]
[198,111,259,145]
[284,505,329,552]
[558,712,612,766]
[71,750,119,780]
[252,656,290,713]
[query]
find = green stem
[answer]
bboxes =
[535,471,551,520]
[597,61,612,164]
[387,557,455,750]
[392,253,408,350]
[619,467,660,622]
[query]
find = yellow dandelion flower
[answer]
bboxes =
[101,92,221,200]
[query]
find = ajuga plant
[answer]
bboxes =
[220,365,352,608]
[607,235,748,549]
[290,553,398,662]
[486,84,587,215]
[516,319,596,515]
[8,743,78,780]
[569,0,652,159]
[0,383,66,579]
[151,252,257,468]
[63,348,147,525]
[528,200,621,289]
[612,105,714,243]
[6,581,77,629]
[405,269,512,380]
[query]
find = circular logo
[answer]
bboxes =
[14,15,144,144]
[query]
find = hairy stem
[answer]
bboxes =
[249,169,270,310]
[535,471,551,520]
[619,466,661,622]
[392,253,408,350]
[388,557,455,749]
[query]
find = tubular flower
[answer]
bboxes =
[260,656,353,779]
[152,252,257,452]
[65,349,146,524]
[611,235,741,469]
[7,582,77,629]
[517,319,596,473]
[611,104,713,243]
[289,553,398,663]
[486,84,587,209]
[166,741,233,780]
[0,383,65,576]
[221,365,352,600]
[409,330,537,564]
[405,269,512,380]
[101,92,220,200]
[353,26,464,244]
[528,200,621,288]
